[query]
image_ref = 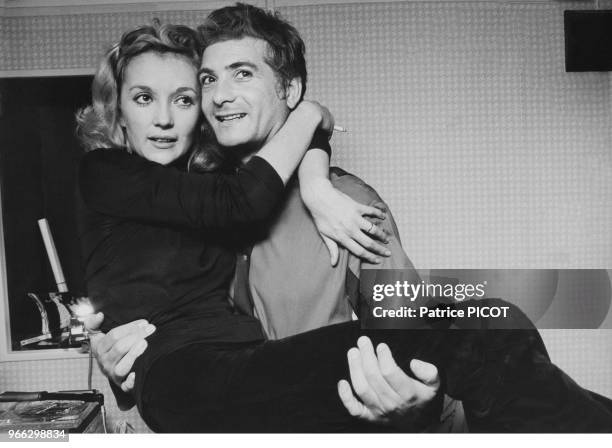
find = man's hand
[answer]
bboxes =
[83,313,155,393]
[337,336,441,430]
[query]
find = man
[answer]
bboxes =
[87,3,461,432]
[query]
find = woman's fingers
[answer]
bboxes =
[359,218,390,244]
[351,226,391,257]
[339,238,382,264]
[332,221,390,263]
[321,235,340,266]
[358,204,387,220]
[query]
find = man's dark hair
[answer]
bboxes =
[198,3,307,102]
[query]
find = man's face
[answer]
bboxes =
[198,37,293,150]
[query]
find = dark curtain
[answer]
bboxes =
[0,76,92,347]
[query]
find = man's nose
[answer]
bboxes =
[154,102,174,128]
[212,79,236,106]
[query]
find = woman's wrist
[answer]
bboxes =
[300,176,333,209]
[293,101,323,130]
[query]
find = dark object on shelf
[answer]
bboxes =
[0,390,105,433]
[565,10,612,72]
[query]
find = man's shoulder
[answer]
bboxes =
[329,166,384,206]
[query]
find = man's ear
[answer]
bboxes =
[284,77,302,110]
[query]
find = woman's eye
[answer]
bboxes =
[235,70,252,80]
[134,93,152,105]
[200,75,215,87]
[174,96,195,107]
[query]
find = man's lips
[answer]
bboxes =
[215,113,247,123]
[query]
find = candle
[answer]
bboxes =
[37,218,68,293]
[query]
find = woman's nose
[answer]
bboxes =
[154,103,174,128]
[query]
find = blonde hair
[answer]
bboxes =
[78,23,211,163]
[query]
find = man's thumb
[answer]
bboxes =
[410,359,440,388]
[83,312,104,332]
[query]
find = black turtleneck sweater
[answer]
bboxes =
[78,148,284,390]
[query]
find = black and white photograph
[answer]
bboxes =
[0,0,611,439]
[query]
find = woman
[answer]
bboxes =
[78,22,612,433]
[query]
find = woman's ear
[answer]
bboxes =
[285,77,303,110]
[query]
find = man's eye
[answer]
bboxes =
[200,75,215,87]
[174,96,195,107]
[235,70,252,80]
[134,93,152,105]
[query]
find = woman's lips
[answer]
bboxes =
[148,136,177,149]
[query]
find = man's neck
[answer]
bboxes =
[221,142,261,165]
[224,119,288,165]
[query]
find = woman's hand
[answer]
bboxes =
[301,177,392,265]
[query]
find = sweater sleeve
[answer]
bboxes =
[308,130,331,157]
[79,149,285,229]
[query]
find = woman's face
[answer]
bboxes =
[119,52,200,165]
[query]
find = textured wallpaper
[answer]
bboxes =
[281,1,612,269]
[0,10,211,72]
[1,0,611,432]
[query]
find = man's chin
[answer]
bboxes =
[215,139,260,162]
[212,129,240,145]
[215,134,253,150]
[216,137,245,148]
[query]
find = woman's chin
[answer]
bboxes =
[138,148,188,165]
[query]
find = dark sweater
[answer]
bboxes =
[78,148,283,395]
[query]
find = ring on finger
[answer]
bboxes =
[367,222,375,234]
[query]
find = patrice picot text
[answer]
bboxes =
[370,280,511,320]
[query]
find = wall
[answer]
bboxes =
[282,1,612,269]
[1,0,611,432]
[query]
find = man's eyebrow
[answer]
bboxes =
[175,86,198,94]
[197,67,214,78]
[228,61,259,71]
[198,61,259,78]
